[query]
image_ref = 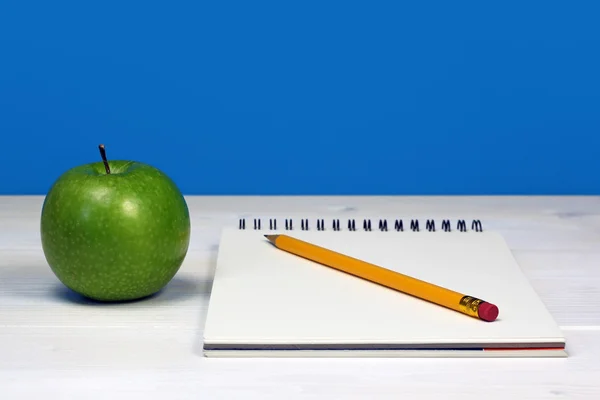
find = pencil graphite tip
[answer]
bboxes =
[264,234,278,244]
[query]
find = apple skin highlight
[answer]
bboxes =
[40,153,191,302]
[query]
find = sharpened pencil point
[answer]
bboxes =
[264,234,278,244]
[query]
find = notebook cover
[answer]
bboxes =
[203,226,566,357]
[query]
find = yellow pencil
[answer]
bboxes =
[264,234,499,322]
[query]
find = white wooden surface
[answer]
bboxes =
[1,195,600,399]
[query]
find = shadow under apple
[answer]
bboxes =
[52,274,213,306]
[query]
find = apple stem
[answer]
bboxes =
[98,144,111,174]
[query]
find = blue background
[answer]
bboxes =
[1,1,599,195]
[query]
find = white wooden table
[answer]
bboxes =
[1,195,600,399]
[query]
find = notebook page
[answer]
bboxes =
[204,229,564,348]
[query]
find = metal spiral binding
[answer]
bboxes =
[426,220,435,232]
[394,219,403,231]
[410,219,419,231]
[348,219,356,231]
[333,219,340,231]
[379,219,388,231]
[301,219,309,230]
[316,219,325,231]
[237,218,483,232]
[442,219,451,232]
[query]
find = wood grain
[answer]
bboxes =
[1,195,599,399]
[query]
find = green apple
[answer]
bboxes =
[40,145,191,301]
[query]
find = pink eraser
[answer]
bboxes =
[478,302,499,322]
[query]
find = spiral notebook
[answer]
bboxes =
[203,217,566,358]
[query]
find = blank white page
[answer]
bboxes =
[203,229,564,348]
